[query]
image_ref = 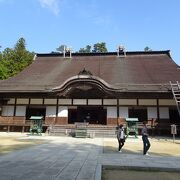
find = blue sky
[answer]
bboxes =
[0,0,180,65]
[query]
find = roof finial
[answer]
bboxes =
[63,46,72,58]
[117,45,126,57]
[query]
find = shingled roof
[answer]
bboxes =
[0,50,180,93]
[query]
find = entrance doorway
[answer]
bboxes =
[129,107,147,122]
[169,108,179,124]
[26,107,46,121]
[68,106,106,125]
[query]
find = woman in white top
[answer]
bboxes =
[117,124,126,152]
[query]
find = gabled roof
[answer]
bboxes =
[0,50,180,93]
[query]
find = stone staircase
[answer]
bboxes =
[48,124,117,138]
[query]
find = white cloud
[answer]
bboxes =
[38,0,60,15]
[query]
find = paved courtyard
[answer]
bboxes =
[0,134,180,180]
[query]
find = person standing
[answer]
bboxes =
[142,121,151,155]
[117,124,126,152]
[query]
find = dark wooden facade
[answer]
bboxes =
[0,51,180,134]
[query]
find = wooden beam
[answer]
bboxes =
[157,99,160,121]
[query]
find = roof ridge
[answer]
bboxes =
[36,50,170,57]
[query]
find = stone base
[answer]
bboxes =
[45,117,56,125]
[107,118,117,125]
[56,117,68,125]
[117,118,126,125]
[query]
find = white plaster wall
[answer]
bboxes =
[159,99,176,106]
[73,99,86,105]
[88,99,102,105]
[46,106,56,117]
[15,106,26,116]
[119,99,137,105]
[104,99,117,105]
[16,99,29,105]
[2,106,14,116]
[107,107,117,118]
[44,99,57,105]
[159,107,169,119]
[59,99,72,105]
[119,107,129,118]
[58,106,68,117]
[139,99,157,106]
[30,99,43,104]
[147,107,157,119]
[7,98,15,105]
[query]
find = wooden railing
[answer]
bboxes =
[0,116,27,125]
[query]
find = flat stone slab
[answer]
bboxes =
[0,135,179,180]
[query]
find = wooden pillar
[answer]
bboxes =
[42,98,45,104]
[117,99,119,125]
[55,97,59,124]
[22,126,25,133]
[102,99,106,125]
[7,125,10,133]
[13,98,17,117]
[137,98,139,106]
[157,99,160,122]
[157,98,160,135]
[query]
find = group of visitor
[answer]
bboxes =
[117,121,151,155]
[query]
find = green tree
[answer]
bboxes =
[0,45,3,61]
[56,45,67,52]
[92,42,107,53]
[144,46,152,51]
[78,42,108,53]
[0,62,8,79]
[16,39,34,67]
[1,48,15,77]
[79,45,91,53]
[0,38,34,79]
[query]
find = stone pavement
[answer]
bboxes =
[0,135,180,180]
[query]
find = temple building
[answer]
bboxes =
[0,49,180,134]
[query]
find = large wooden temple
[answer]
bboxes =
[0,49,180,135]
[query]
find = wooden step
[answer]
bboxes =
[173,90,180,92]
[174,93,180,96]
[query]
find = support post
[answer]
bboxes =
[117,99,119,125]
